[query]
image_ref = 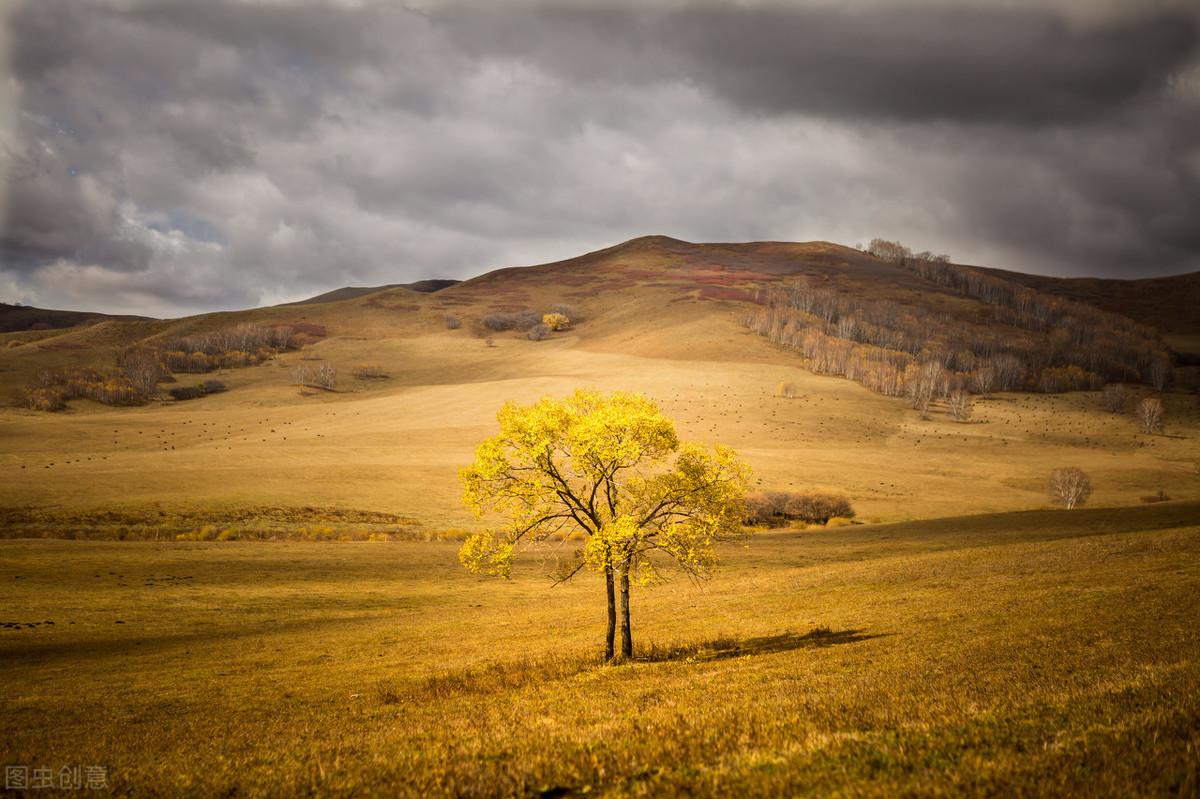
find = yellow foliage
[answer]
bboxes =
[458,389,751,582]
[542,313,571,331]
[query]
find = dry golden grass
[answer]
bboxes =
[2,503,1198,796]
[2,239,1199,794]
[1,324,1196,527]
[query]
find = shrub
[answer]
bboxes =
[444,314,462,330]
[744,491,855,526]
[482,312,541,332]
[776,381,797,399]
[548,304,579,323]
[293,364,337,390]
[23,386,67,412]
[169,386,206,401]
[169,379,227,401]
[352,364,389,380]
[1137,397,1164,434]
[785,494,856,525]
[527,323,550,341]
[1140,490,1170,504]
[1048,467,1092,510]
[542,313,571,331]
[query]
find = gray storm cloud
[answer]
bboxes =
[0,0,1197,316]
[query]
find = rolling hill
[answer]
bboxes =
[1,236,1196,531]
[0,302,152,333]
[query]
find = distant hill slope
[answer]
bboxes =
[0,303,152,333]
[285,279,460,306]
[974,267,1200,337]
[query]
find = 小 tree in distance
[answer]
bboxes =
[459,390,751,662]
[1048,467,1092,510]
[1137,397,1164,434]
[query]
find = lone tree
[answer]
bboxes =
[459,390,750,662]
[1048,467,1092,510]
[1137,397,1164,434]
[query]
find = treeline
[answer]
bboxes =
[745,244,1171,403]
[743,492,855,527]
[23,322,322,411]
[158,322,322,373]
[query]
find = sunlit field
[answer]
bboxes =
[3,502,1198,796]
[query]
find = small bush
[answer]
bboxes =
[444,314,462,330]
[169,386,206,401]
[23,386,67,412]
[743,491,855,527]
[527,323,550,341]
[1139,490,1170,504]
[542,312,571,331]
[1137,397,1164,434]
[825,516,855,528]
[548,303,579,323]
[352,364,389,380]
[293,364,338,390]
[785,494,856,525]
[482,311,541,332]
[169,379,227,401]
[216,528,239,541]
[1048,466,1092,510]
[776,381,797,399]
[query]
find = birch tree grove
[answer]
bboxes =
[459,390,751,662]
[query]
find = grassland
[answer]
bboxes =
[2,323,1198,531]
[2,503,1198,796]
[2,238,1198,795]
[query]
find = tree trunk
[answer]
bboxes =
[604,564,616,662]
[618,563,633,660]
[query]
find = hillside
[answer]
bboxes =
[285,279,461,306]
[0,302,152,333]
[974,266,1200,338]
[1,236,1196,531]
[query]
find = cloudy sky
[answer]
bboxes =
[1,0,1198,317]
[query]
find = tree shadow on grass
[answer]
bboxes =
[635,627,883,663]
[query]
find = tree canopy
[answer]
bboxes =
[459,389,750,660]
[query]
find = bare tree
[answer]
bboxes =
[905,361,944,419]
[969,366,995,397]
[1149,359,1172,392]
[1102,383,1127,413]
[947,391,972,422]
[292,364,337,390]
[1048,467,1092,510]
[117,348,166,397]
[1137,397,1164,434]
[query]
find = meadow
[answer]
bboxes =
[2,239,1198,795]
[2,502,1198,796]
